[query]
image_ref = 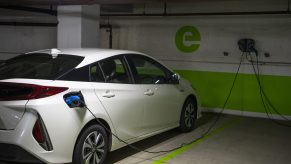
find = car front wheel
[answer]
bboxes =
[73,124,108,164]
[179,98,197,132]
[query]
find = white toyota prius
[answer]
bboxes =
[0,48,201,164]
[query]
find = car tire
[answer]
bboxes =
[179,98,197,132]
[73,124,108,164]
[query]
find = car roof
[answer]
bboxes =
[26,48,149,68]
[26,48,143,58]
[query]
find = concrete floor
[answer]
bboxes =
[1,113,291,164]
[105,113,291,164]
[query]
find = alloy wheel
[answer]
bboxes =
[184,102,195,128]
[82,131,106,164]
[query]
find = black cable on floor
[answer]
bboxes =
[190,52,245,140]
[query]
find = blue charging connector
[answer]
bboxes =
[65,95,81,107]
[63,91,85,108]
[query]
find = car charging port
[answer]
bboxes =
[63,91,86,108]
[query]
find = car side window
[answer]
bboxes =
[99,57,130,84]
[59,65,89,82]
[128,55,170,84]
[90,63,105,82]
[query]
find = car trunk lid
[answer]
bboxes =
[0,80,68,130]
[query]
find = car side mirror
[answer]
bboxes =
[170,73,180,84]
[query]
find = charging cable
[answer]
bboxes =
[246,53,291,127]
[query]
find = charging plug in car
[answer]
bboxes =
[238,38,258,56]
[63,91,86,108]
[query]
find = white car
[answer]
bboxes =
[0,48,201,164]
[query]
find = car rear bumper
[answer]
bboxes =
[0,143,43,163]
[0,110,47,163]
[0,100,28,130]
[0,103,88,164]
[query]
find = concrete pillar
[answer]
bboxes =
[57,5,100,48]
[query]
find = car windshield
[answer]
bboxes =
[0,53,84,80]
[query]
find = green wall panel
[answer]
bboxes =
[176,70,291,116]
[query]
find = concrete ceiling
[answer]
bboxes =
[0,0,237,6]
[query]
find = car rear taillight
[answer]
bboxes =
[32,115,53,151]
[33,119,44,143]
[0,82,68,101]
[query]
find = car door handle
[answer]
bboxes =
[144,89,154,96]
[102,91,115,98]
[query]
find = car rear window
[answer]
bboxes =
[0,53,84,80]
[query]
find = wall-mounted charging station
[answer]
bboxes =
[238,38,256,54]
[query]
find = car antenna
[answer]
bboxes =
[50,48,61,58]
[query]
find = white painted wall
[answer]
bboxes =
[103,16,291,61]
[100,0,291,76]
[100,0,291,116]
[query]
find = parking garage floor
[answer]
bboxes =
[1,113,291,164]
[105,113,291,164]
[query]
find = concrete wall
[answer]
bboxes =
[57,5,100,48]
[0,26,57,60]
[0,4,100,60]
[100,0,291,117]
[0,7,57,60]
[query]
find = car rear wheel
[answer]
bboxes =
[73,124,108,164]
[179,98,197,132]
